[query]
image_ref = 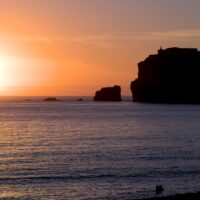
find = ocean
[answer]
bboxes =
[0,98,200,200]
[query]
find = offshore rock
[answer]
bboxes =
[43,97,62,101]
[131,47,200,103]
[94,85,122,101]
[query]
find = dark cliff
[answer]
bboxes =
[131,47,200,103]
[94,85,122,101]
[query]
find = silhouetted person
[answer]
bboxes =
[156,185,164,194]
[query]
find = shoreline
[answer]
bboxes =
[129,191,200,200]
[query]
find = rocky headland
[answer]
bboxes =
[131,47,200,103]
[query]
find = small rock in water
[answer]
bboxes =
[43,97,61,101]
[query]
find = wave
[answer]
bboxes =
[0,169,200,184]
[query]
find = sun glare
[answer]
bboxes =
[0,55,16,91]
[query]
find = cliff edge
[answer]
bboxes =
[131,47,200,103]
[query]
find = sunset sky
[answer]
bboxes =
[1,0,200,96]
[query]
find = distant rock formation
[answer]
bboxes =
[94,85,122,101]
[43,97,62,101]
[131,47,200,103]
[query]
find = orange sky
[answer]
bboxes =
[0,0,200,96]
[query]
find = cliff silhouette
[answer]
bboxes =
[94,85,122,101]
[131,47,200,103]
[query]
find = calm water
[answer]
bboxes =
[0,99,200,200]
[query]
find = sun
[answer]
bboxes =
[0,55,17,91]
[0,56,9,88]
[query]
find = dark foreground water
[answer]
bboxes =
[0,99,200,200]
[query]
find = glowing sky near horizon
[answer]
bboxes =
[0,0,200,96]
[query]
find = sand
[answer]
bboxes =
[130,191,200,200]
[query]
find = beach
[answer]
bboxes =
[131,191,200,200]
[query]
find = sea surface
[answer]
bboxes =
[0,98,200,200]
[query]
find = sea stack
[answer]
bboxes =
[131,47,200,103]
[94,85,122,101]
